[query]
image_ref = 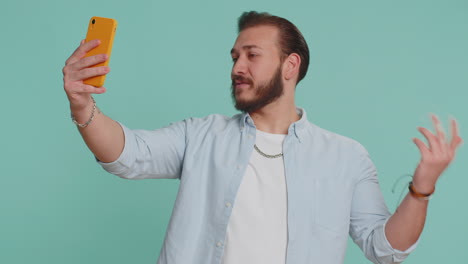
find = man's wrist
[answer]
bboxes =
[70,98,94,120]
[411,178,436,194]
[71,97,99,128]
[409,180,435,201]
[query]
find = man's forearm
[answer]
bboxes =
[384,190,428,251]
[72,100,124,163]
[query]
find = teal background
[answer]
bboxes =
[1,0,467,263]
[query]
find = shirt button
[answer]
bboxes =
[236,165,241,170]
[216,241,223,247]
[225,202,231,207]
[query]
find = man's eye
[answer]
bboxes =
[248,54,257,58]
[232,57,238,63]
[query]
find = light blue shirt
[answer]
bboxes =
[99,108,416,264]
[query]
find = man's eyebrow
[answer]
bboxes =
[230,45,262,55]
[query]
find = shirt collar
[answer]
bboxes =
[239,107,308,142]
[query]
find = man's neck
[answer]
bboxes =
[248,100,300,135]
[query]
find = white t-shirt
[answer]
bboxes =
[221,129,288,264]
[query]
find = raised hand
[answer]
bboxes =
[62,39,110,113]
[412,115,463,193]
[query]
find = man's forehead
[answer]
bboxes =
[231,25,279,53]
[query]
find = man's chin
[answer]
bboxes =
[234,93,251,104]
[234,99,260,113]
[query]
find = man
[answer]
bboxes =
[62,11,462,264]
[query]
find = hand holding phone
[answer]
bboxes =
[62,17,117,114]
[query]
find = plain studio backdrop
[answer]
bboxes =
[0,0,466,263]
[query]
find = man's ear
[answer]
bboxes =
[283,53,301,81]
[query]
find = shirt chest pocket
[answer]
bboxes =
[314,177,353,234]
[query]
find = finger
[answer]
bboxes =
[66,39,101,65]
[431,114,451,155]
[413,137,430,157]
[431,114,446,142]
[73,84,107,94]
[450,118,463,150]
[65,44,84,66]
[68,66,110,82]
[69,53,108,71]
[418,126,441,153]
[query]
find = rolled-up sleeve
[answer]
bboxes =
[349,143,418,264]
[370,219,420,263]
[97,120,187,180]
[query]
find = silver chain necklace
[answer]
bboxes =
[254,144,283,159]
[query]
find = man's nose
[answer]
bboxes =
[232,57,247,76]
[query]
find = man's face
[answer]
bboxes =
[230,25,285,113]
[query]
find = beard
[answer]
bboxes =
[231,66,284,113]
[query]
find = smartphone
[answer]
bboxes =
[83,16,117,87]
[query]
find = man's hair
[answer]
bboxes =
[238,11,310,84]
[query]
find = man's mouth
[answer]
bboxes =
[234,82,250,89]
[232,77,252,89]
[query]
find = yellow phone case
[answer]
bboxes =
[84,16,117,87]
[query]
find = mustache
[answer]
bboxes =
[231,75,253,85]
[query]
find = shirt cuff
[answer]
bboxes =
[374,218,420,263]
[96,122,136,177]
